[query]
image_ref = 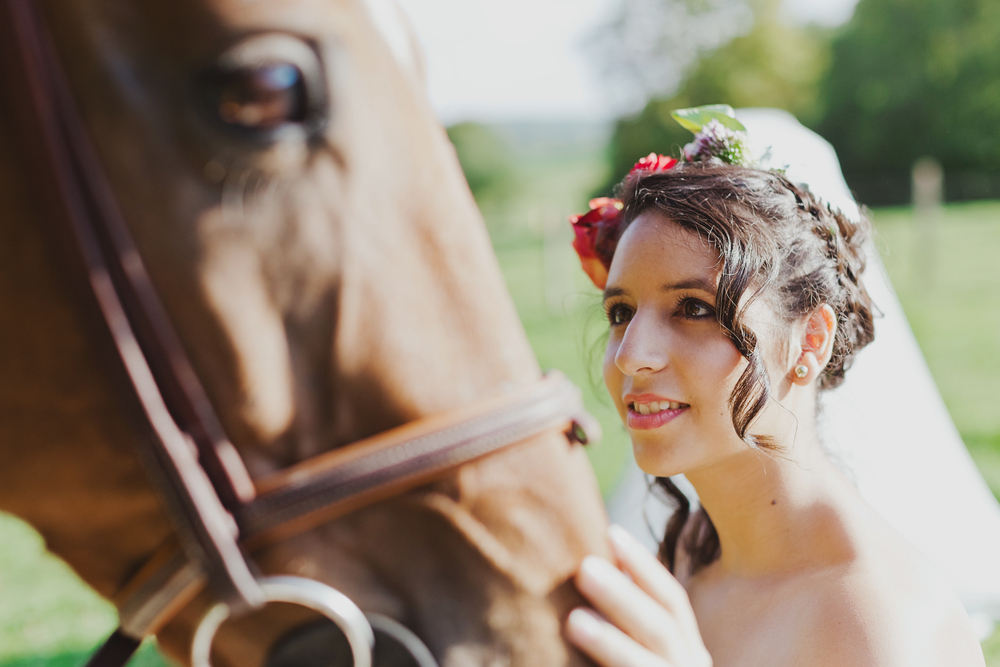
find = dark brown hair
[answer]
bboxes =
[614,162,876,574]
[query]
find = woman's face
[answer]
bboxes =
[602,211,776,477]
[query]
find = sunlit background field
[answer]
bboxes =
[4,0,1000,663]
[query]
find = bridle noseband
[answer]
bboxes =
[0,1,598,665]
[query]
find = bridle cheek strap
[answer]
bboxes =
[0,0,263,612]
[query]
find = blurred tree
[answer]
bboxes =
[599,0,831,194]
[818,0,1000,203]
[585,0,754,114]
[446,122,513,205]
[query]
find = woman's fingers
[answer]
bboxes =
[571,525,713,666]
[574,554,688,656]
[607,524,703,641]
[567,607,675,667]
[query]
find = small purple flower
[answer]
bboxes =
[681,119,752,166]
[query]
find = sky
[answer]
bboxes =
[395,0,861,124]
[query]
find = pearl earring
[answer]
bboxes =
[794,364,808,379]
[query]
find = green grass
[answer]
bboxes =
[0,514,170,665]
[870,201,1000,500]
[0,647,167,667]
[985,626,1000,665]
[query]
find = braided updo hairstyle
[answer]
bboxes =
[613,162,876,575]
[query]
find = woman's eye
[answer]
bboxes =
[606,303,633,326]
[680,299,713,319]
[212,63,307,130]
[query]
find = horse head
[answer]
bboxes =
[0,0,608,664]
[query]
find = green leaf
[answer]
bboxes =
[670,105,746,134]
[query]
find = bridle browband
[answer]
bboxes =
[0,2,597,665]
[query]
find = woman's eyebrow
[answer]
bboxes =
[661,278,717,294]
[603,278,717,301]
[603,286,627,300]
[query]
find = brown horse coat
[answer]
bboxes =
[0,0,609,664]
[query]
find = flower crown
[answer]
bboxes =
[570,105,753,290]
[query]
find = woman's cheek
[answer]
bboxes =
[603,339,625,417]
[690,330,744,386]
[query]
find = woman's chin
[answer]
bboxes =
[631,441,685,479]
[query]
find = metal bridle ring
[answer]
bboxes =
[191,576,375,667]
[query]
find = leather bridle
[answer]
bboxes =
[0,1,597,665]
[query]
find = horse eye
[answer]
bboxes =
[213,63,307,130]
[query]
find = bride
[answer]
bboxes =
[564,107,985,666]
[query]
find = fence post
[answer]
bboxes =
[911,156,943,288]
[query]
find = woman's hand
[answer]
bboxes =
[566,525,712,667]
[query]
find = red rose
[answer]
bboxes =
[630,152,678,175]
[568,154,675,290]
[570,197,623,290]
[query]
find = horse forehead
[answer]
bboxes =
[207,0,425,80]
[87,0,423,73]
[215,0,421,72]
[357,0,421,75]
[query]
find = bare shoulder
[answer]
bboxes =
[792,540,985,667]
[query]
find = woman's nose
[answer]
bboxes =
[614,313,668,376]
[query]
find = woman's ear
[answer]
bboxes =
[790,304,837,385]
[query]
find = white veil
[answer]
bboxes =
[606,108,1000,634]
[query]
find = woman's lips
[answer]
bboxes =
[624,394,689,430]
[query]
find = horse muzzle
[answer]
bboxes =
[266,609,440,667]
